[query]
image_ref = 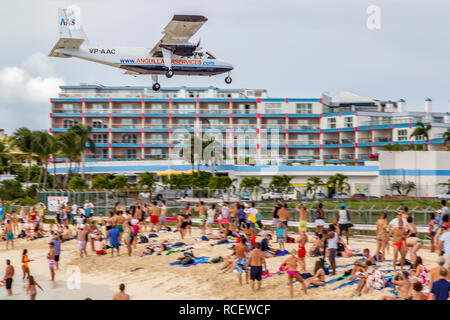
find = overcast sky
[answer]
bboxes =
[1,0,449,134]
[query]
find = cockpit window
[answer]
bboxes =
[206,52,216,59]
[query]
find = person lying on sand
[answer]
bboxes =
[304,259,325,288]
[219,246,236,274]
[381,271,412,300]
[139,243,167,257]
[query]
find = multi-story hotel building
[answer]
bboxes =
[50,84,450,164]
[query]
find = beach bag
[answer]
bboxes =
[209,257,223,264]
[148,233,158,238]
[201,235,209,241]
[337,242,345,252]
[287,236,295,243]
[140,236,148,243]
[180,256,194,265]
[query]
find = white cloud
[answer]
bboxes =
[0,53,65,133]
[0,53,64,104]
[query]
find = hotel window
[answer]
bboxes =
[266,119,284,129]
[175,104,195,113]
[397,129,408,141]
[149,104,166,113]
[236,104,255,114]
[122,134,137,144]
[150,119,167,128]
[265,103,281,114]
[92,134,108,144]
[92,104,108,113]
[92,119,107,129]
[205,119,226,128]
[177,119,195,128]
[327,118,336,129]
[344,116,353,128]
[237,119,255,127]
[207,104,226,113]
[124,149,137,159]
[296,103,312,114]
[121,104,138,113]
[63,119,78,128]
[121,118,138,129]
[297,134,314,143]
[94,149,108,159]
[62,104,79,113]
[296,119,313,129]
[296,149,314,158]
[150,134,167,143]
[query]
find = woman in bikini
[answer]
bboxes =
[123,222,133,257]
[280,250,307,299]
[22,249,32,280]
[183,203,193,237]
[405,216,423,264]
[178,211,188,240]
[206,204,216,234]
[375,213,388,262]
[304,259,325,288]
[27,275,43,300]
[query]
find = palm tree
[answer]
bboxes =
[12,127,35,187]
[442,131,450,149]
[334,173,350,193]
[69,123,95,180]
[57,131,81,188]
[31,131,56,188]
[0,139,13,174]
[306,176,324,200]
[269,175,293,192]
[240,177,262,199]
[410,121,432,151]
[138,172,156,199]
[438,179,450,192]
[383,144,404,151]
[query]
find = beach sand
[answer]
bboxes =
[0,226,438,300]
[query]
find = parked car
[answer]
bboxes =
[437,190,450,200]
[315,192,327,200]
[240,190,250,201]
[352,193,367,199]
[139,186,192,200]
[283,190,299,201]
[334,192,350,200]
[261,191,283,200]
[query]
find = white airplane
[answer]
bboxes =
[49,7,233,91]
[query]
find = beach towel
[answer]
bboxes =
[170,256,210,267]
[274,250,289,257]
[148,233,158,238]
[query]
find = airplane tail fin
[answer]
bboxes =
[49,6,88,57]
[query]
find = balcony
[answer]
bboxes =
[289,155,320,160]
[340,139,355,144]
[52,107,81,114]
[112,124,140,129]
[374,137,391,142]
[86,108,109,114]
[172,124,195,129]
[260,124,284,130]
[199,109,229,114]
[144,139,168,144]
[323,154,339,160]
[324,139,339,145]
[112,108,141,114]
[288,124,318,130]
[340,154,355,160]
[233,123,256,129]
[287,140,319,145]
[200,124,228,130]
[144,109,168,114]
[144,124,168,129]
[232,109,256,114]
[172,109,196,114]
[357,137,371,143]
[357,153,370,159]
[143,154,169,160]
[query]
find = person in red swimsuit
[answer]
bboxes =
[388,216,407,272]
[296,230,308,272]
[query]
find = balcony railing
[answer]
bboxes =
[288,155,320,160]
[357,153,370,159]
[172,124,195,129]
[288,125,318,130]
[144,139,168,144]
[200,124,228,129]
[340,154,355,160]
[232,109,256,114]
[233,123,256,129]
[260,124,284,129]
[340,139,355,144]
[143,124,168,129]
[357,137,371,143]
[172,109,196,114]
[111,109,141,114]
[52,108,81,114]
[323,140,339,145]
[111,124,140,129]
[323,154,339,160]
[199,109,229,114]
[143,154,169,160]
[86,109,109,114]
[287,140,319,145]
[144,109,167,114]
[374,137,391,142]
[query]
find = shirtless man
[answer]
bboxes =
[4,219,14,250]
[115,212,125,242]
[388,217,407,272]
[2,259,14,296]
[296,230,308,272]
[48,242,56,281]
[113,283,130,300]
[296,203,308,234]
[278,204,290,236]
[247,243,267,292]
[159,200,167,231]
[429,256,450,290]
[149,201,160,232]
[281,250,307,298]
[77,226,88,258]
[195,201,207,235]
[381,271,412,300]
[235,237,250,285]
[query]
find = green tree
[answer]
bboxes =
[208,175,234,191]
[0,179,26,200]
[390,180,416,196]
[91,175,112,189]
[12,127,35,186]
[305,176,324,200]
[269,175,293,191]
[0,139,13,174]
[138,172,156,198]
[69,124,96,179]
[383,144,405,151]
[410,121,432,151]
[442,131,450,149]
[31,131,56,188]
[110,175,128,189]
[57,131,80,188]
[68,176,88,190]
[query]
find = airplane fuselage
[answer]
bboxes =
[55,46,233,76]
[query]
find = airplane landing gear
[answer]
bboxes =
[225,76,232,84]
[152,82,161,91]
[165,69,174,78]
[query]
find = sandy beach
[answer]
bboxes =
[0,226,439,300]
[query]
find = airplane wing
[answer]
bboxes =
[150,15,208,57]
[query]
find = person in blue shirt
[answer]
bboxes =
[51,235,62,270]
[430,268,450,300]
[108,226,120,257]
[0,202,5,222]
[275,222,287,251]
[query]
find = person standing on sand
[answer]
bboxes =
[325,224,338,275]
[296,203,308,234]
[113,283,130,300]
[375,213,388,262]
[248,242,267,292]
[296,230,308,273]
[47,243,56,281]
[429,256,450,291]
[26,276,43,300]
[149,201,160,232]
[77,225,88,258]
[4,219,14,250]
[51,235,61,270]
[22,249,32,280]
[388,217,407,272]
[195,201,207,235]
[235,237,250,286]
[2,259,14,296]
[159,200,167,231]
[108,225,120,257]
[314,203,325,235]
[280,250,307,299]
